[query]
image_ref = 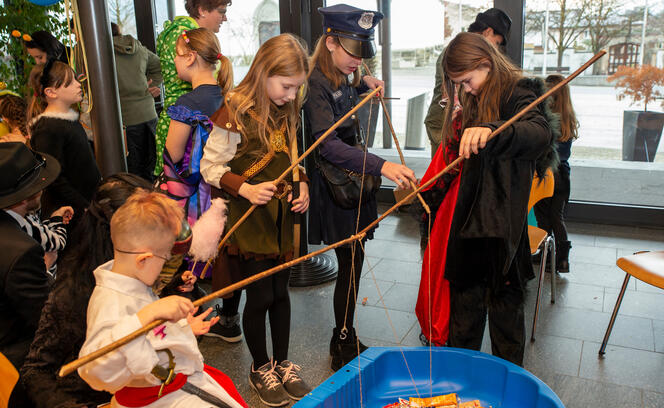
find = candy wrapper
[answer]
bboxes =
[410,393,457,407]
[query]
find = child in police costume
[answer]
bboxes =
[201,33,311,407]
[304,4,417,371]
[78,191,247,408]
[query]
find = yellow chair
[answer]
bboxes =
[0,352,19,408]
[599,250,664,355]
[528,168,556,342]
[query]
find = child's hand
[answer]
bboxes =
[44,251,58,270]
[177,270,197,293]
[137,296,195,325]
[459,126,492,159]
[51,206,74,224]
[187,307,220,336]
[381,161,416,189]
[362,75,385,97]
[289,182,309,213]
[239,182,277,205]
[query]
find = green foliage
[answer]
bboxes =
[0,0,66,96]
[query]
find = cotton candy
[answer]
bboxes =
[189,198,227,262]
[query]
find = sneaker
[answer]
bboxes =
[274,360,312,400]
[419,332,431,347]
[249,361,290,407]
[203,305,243,343]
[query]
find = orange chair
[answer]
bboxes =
[599,250,664,355]
[528,168,556,341]
[0,352,18,408]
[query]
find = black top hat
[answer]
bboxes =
[319,4,384,59]
[470,8,512,45]
[0,142,60,209]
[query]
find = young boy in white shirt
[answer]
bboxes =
[78,190,247,408]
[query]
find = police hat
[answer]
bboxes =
[319,4,384,59]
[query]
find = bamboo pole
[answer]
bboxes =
[361,63,430,214]
[59,233,366,377]
[197,86,384,279]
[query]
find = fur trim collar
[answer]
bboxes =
[30,110,79,125]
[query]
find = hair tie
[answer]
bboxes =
[217,53,222,60]
[181,30,190,43]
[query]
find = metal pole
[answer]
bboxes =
[77,0,127,176]
[639,0,648,66]
[458,1,462,33]
[167,0,176,21]
[380,0,392,148]
[543,0,549,75]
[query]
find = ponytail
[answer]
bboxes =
[177,28,234,96]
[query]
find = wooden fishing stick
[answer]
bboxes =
[361,63,430,214]
[290,128,301,258]
[59,233,366,377]
[358,50,607,235]
[60,50,605,378]
[197,86,383,279]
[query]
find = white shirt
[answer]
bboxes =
[200,125,242,189]
[78,260,245,408]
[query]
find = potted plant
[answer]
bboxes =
[608,64,664,162]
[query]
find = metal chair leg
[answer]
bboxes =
[599,273,631,355]
[549,236,556,303]
[531,239,550,342]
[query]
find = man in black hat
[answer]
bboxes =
[0,142,60,403]
[424,8,512,156]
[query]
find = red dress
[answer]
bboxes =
[415,117,462,346]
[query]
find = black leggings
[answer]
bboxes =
[534,166,571,243]
[333,242,365,331]
[240,258,291,367]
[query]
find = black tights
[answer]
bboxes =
[333,243,364,331]
[240,258,291,368]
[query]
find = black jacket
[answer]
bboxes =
[444,78,559,290]
[0,211,50,369]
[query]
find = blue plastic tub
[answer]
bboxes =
[294,347,564,408]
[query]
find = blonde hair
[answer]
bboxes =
[227,33,309,158]
[27,61,76,124]
[177,28,233,96]
[545,74,578,142]
[110,190,183,250]
[309,35,360,89]
[441,32,521,160]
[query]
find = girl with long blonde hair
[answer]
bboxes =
[201,33,311,407]
[415,32,558,365]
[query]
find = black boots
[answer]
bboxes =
[329,327,368,371]
[557,240,571,273]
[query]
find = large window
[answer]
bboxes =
[525,0,664,208]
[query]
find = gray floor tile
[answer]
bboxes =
[364,239,422,262]
[580,341,664,393]
[603,288,664,320]
[636,279,664,294]
[548,374,645,408]
[524,334,583,378]
[357,278,395,307]
[569,243,617,266]
[562,262,636,290]
[653,319,664,353]
[378,283,420,312]
[594,235,664,251]
[532,305,655,351]
[533,280,605,312]
[354,304,418,344]
[363,258,422,285]
[644,391,664,408]
[374,221,420,242]
[567,232,596,246]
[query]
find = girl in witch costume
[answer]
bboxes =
[304,4,416,372]
[534,74,578,273]
[201,33,312,407]
[415,32,558,365]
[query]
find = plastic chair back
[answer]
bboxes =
[528,168,554,212]
[0,352,18,408]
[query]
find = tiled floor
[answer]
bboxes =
[199,207,664,408]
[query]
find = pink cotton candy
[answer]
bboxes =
[189,198,227,262]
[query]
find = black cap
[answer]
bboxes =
[318,4,384,59]
[470,8,512,45]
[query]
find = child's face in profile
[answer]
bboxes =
[266,72,306,106]
[133,235,176,286]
